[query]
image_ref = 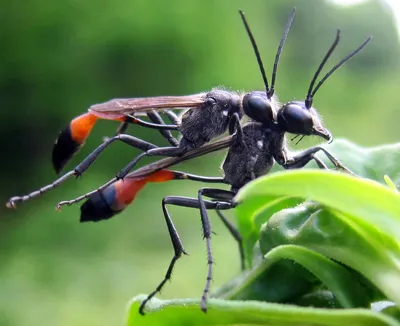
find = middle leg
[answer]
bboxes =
[139,195,233,315]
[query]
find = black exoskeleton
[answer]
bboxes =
[179,89,242,149]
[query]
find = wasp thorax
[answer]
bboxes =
[243,93,273,125]
[207,89,242,118]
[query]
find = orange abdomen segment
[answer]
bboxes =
[114,170,176,209]
[70,113,99,144]
[52,112,127,174]
[80,170,176,222]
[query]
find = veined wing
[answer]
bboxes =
[89,93,207,119]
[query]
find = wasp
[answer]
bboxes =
[6,8,371,315]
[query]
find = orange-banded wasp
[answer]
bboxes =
[57,28,370,315]
[6,8,372,315]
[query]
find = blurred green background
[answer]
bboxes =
[1,0,399,325]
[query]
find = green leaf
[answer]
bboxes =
[262,245,371,308]
[380,304,400,321]
[235,170,400,305]
[236,170,400,247]
[218,256,316,303]
[219,244,370,308]
[316,139,400,185]
[127,295,400,326]
[294,290,341,308]
[236,195,303,267]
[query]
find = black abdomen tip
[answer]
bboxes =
[52,126,81,174]
[80,187,119,222]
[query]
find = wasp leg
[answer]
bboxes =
[74,134,163,175]
[112,120,130,137]
[164,110,180,125]
[114,145,189,180]
[57,171,227,209]
[139,195,232,315]
[147,111,179,146]
[7,136,233,208]
[312,155,329,169]
[6,171,77,208]
[104,112,179,143]
[124,114,178,131]
[276,146,355,175]
[7,135,161,207]
[197,188,236,312]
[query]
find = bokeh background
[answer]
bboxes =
[1,0,399,325]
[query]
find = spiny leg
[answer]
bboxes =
[7,134,160,207]
[7,172,76,208]
[139,196,187,315]
[197,188,236,312]
[139,195,232,315]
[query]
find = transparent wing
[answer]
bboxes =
[89,93,207,119]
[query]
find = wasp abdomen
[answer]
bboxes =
[52,113,98,174]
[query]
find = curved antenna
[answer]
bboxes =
[305,29,341,109]
[310,36,372,98]
[269,7,296,98]
[239,10,270,96]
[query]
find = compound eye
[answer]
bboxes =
[243,94,273,124]
[277,103,313,134]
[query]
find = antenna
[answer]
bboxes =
[310,36,372,98]
[305,29,341,109]
[270,7,296,98]
[239,10,270,97]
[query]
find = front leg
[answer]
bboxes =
[274,146,354,175]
